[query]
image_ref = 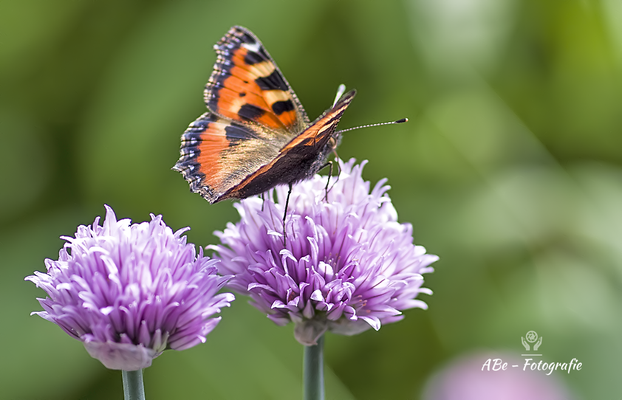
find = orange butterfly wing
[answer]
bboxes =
[204,26,309,134]
[173,113,284,202]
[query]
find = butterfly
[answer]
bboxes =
[173,26,356,204]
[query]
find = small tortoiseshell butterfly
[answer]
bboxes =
[173,26,356,203]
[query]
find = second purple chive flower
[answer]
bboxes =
[211,159,438,345]
[26,206,234,370]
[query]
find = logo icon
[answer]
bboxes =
[521,330,542,352]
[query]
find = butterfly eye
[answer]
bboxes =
[328,137,337,149]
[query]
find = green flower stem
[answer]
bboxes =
[303,335,325,400]
[122,369,146,400]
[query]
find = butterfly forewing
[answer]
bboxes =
[204,26,309,134]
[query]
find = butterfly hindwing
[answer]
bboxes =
[205,26,309,134]
[173,112,285,202]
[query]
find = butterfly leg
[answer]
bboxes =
[260,192,265,212]
[282,182,293,247]
[323,161,333,201]
[318,160,341,201]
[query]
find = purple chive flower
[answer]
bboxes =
[26,205,234,370]
[211,159,438,345]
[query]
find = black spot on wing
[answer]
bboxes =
[243,47,271,65]
[260,47,270,61]
[244,51,265,65]
[238,104,266,121]
[224,123,256,147]
[241,32,256,44]
[255,70,288,91]
[272,100,295,115]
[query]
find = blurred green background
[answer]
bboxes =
[2,0,622,399]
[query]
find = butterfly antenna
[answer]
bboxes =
[336,118,408,134]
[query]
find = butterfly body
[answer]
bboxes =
[174,26,356,203]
